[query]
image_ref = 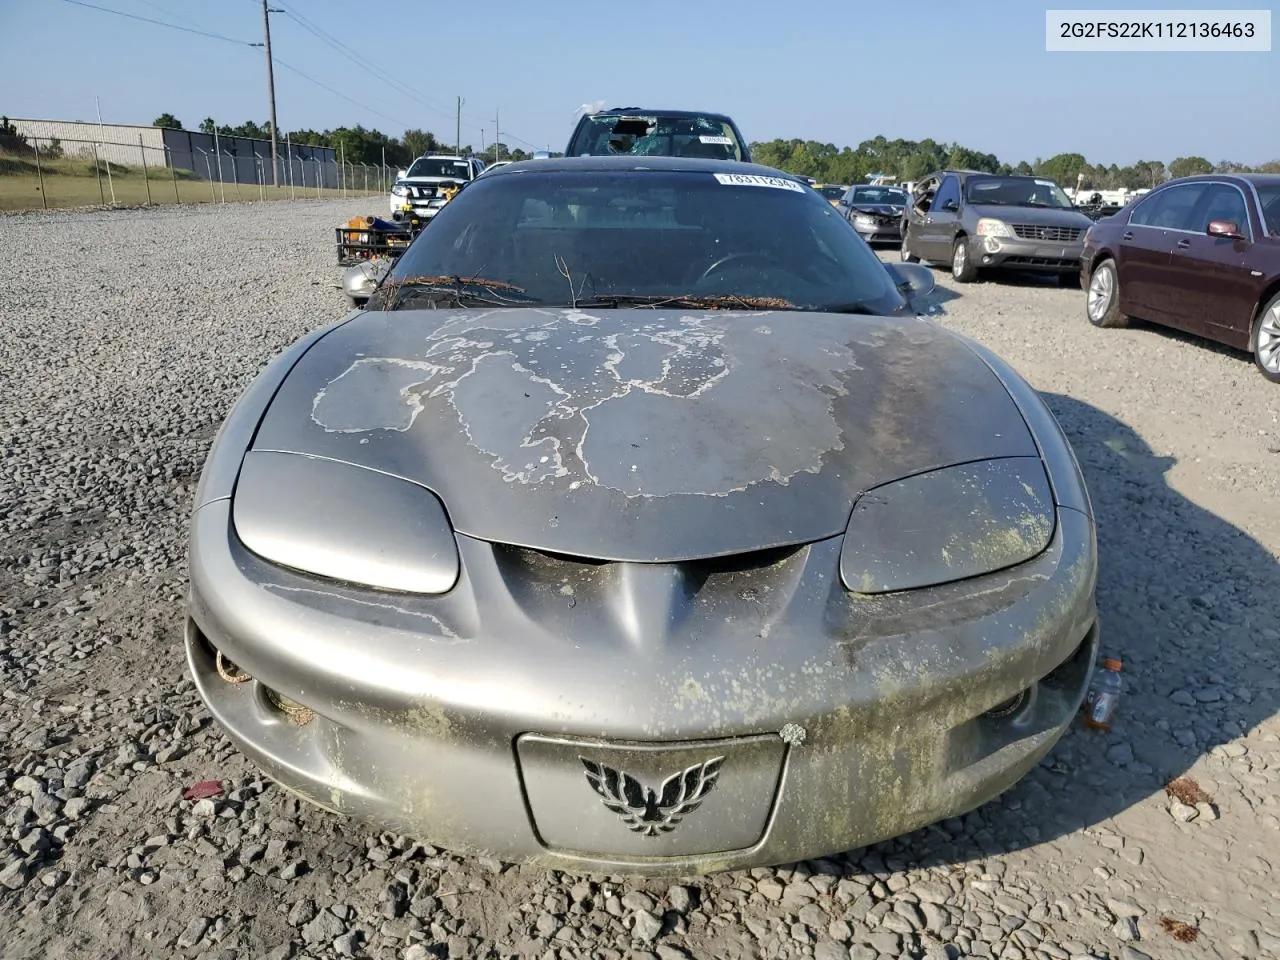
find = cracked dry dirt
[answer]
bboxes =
[1,200,1278,960]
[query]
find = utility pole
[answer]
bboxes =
[455,96,463,156]
[262,0,282,186]
[495,108,500,162]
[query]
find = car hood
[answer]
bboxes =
[396,176,467,187]
[250,308,1038,561]
[968,204,1094,228]
[850,204,904,215]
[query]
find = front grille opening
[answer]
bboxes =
[1005,256,1078,267]
[493,542,802,577]
[984,688,1030,720]
[192,621,315,726]
[262,687,316,726]
[1040,624,1097,694]
[1011,224,1082,242]
[686,544,805,578]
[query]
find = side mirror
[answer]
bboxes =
[1207,219,1245,240]
[396,169,407,179]
[887,262,936,300]
[942,199,959,212]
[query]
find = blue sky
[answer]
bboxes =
[2,0,1274,166]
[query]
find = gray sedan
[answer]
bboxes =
[837,184,909,243]
[186,156,1099,876]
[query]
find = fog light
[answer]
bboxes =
[215,650,252,684]
[263,686,316,726]
[985,688,1031,719]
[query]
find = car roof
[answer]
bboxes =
[475,155,801,179]
[588,107,736,123]
[1164,173,1280,187]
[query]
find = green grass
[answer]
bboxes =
[0,151,388,212]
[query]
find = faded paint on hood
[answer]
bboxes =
[251,308,1038,561]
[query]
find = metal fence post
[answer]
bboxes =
[33,140,48,209]
[102,138,117,205]
[168,145,179,202]
[138,135,153,205]
[93,143,105,205]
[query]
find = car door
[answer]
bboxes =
[1165,182,1265,348]
[922,175,962,259]
[1116,182,1209,326]
[836,187,857,224]
[904,175,939,255]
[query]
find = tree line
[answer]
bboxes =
[747,136,1280,189]
[149,115,1278,188]
[150,113,551,168]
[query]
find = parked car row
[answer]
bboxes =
[382,115,1280,384]
[882,168,1280,382]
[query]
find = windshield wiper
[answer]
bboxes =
[371,275,538,311]
[569,294,794,310]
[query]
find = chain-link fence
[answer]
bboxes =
[0,134,398,212]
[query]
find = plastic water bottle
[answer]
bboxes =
[1084,657,1123,731]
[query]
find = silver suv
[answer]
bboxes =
[389,155,486,220]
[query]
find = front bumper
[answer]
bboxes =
[187,498,1097,876]
[852,219,904,243]
[388,196,446,219]
[968,235,1084,272]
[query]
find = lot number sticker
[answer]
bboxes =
[713,173,805,192]
[699,135,733,144]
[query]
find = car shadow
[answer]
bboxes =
[914,285,962,316]
[843,391,1280,866]
[927,265,1069,289]
[1116,316,1256,369]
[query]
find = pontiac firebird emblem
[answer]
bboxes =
[580,756,724,836]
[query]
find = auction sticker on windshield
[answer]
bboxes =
[700,136,734,145]
[713,173,805,192]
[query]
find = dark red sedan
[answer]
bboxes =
[1080,174,1280,381]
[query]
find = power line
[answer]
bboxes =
[276,5,459,124]
[271,57,413,131]
[274,2,539,149]
[134,0,209,31]
[57,0,546,149]
[57,0,260,46]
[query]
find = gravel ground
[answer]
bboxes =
[2,200,1279,960]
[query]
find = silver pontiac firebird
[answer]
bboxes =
[186,157,1098,876]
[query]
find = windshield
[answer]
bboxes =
[964,175,1073,208]
[818,185,845,201]
[378,170,904,313]
[850,186,907,206]
[405,157,473,180]
[569,115,745,162]
[1257,183,1280,235]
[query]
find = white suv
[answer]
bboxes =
[389,155,486,220]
